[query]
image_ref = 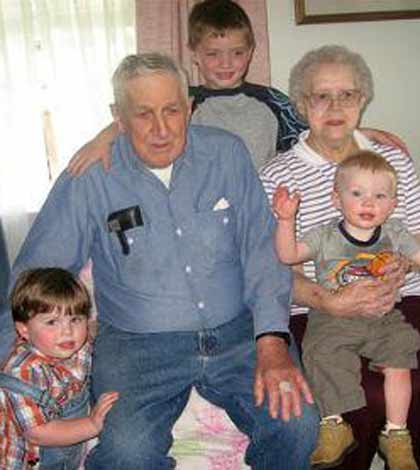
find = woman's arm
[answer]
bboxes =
[292,267,400,318]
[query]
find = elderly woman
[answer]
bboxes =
[260,45,420,470]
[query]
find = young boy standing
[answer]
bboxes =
[68,0,402,174]
[0,268,118,470]
[273,151,420,470]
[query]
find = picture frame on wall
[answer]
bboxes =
[295,0,420,25]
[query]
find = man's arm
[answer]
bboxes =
[230,139,312,420]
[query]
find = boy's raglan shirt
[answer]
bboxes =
[190,82,308,160]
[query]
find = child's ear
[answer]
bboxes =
[15,322,29,341]
[331,189,342,210]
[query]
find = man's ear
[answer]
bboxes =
[110,103,126,133]
[15,322,29,341]
[187,97,193,119]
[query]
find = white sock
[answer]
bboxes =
[383,421,407,435]
[321,415,343,424]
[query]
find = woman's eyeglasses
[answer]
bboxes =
[305,89,362,111]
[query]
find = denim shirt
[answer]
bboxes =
[0,125,292,360]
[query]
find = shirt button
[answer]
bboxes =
[223,216,229,225]
[176,228,182,236]
[185,265,192,274]
[197,301,205,309]
[127,237,134,245]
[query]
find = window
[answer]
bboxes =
[0,0,135,260]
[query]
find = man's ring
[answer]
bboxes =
[279,381,293,393]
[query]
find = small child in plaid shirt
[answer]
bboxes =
[0,268,119,470]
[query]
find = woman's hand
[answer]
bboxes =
[375,252,411,288]
[323,277,399,318]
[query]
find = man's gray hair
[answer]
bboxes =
[288,45,374,108]
[112,53,189,108]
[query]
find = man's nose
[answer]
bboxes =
[152,115,169,137]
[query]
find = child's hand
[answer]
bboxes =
[67,123,116,176]
[272,186,300,220]
[89,391,119,433]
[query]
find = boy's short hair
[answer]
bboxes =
[188,0,255,50]
[11,268,91,323]
[335,150,398,195]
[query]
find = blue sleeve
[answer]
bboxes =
[0,172,93,363]
[230,139,293,335]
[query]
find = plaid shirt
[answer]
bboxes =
[0,340,91,470]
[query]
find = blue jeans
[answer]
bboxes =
[86,312,319,470]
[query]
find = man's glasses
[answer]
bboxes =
[304,89,362,111]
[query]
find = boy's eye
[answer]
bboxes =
[351,190,361,197]
[45,319,57,326]
[71,316,84,324]
[376,193,387,200]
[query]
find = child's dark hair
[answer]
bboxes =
[188,0,255,50]
[11,268,91,323]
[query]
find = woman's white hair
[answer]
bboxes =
[112,52,189,109]
[288,45,374,108]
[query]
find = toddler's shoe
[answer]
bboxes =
[311,418,357,469]
[379,429,418,470]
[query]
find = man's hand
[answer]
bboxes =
[254,335,313,421]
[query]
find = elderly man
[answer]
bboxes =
[0,53,318,469]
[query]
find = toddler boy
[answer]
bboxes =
[0,268,118,470]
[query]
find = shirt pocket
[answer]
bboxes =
[196,206,238,264]
[109,225,148,262]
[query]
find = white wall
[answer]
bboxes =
[266,0,420,171]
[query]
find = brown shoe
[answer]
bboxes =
[378,429,418,470]
[311,419,357,469]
